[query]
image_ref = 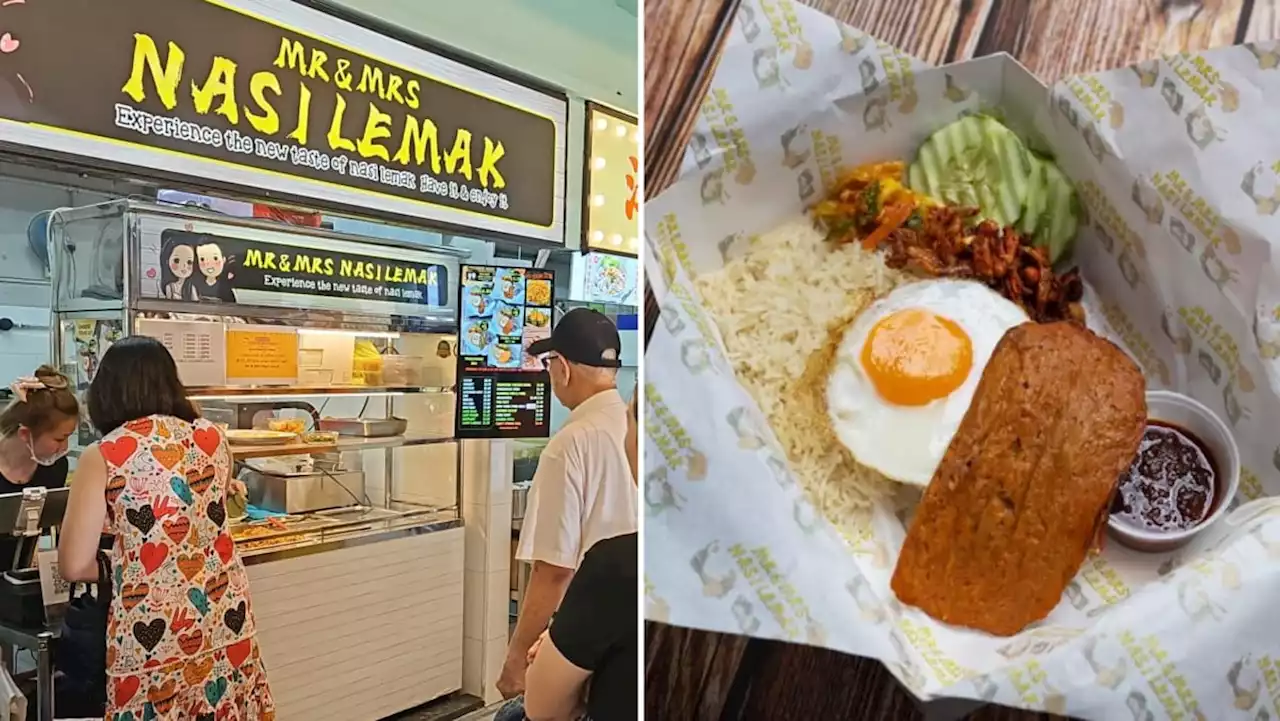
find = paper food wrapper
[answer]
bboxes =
[643,2,1280,718]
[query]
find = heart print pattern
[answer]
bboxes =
[100,415,274,719]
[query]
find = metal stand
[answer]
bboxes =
[35,632,52,721]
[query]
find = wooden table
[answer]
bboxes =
[642,1,1280,718]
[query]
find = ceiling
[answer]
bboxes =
[323,0,639,113]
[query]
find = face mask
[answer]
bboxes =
[25,435,67,467]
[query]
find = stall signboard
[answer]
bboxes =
[455,264,554,439]
[0,0,567,243]
[149,229,450,307]
[582,104,639,256]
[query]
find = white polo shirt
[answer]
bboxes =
[516,388,638,570]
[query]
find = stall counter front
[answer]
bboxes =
[243,520,464,720]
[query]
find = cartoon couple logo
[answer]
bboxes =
[161,233,236,302]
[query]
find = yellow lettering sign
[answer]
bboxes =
[357,101,393,161]
[191,56,239,123]
[121,34,184,110]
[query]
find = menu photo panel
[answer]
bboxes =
[455,264,554,439]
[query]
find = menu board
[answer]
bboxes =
[135,318,227,387]
[455,265,555,438]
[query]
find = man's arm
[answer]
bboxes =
[523,636,590,721]
[497,560,574,698]
[498,442,583,698]
[526,534,634,721]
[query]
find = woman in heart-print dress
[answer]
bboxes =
[60,336,275,720]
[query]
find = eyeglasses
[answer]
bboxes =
[540,354,561,371]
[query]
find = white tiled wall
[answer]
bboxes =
[459,439,514,704]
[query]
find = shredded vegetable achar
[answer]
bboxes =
[811,162,1085,324]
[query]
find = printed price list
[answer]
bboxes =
[456,372,550,439]
[492,378,548,430]
[458,376,494,428]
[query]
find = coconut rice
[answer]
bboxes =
[695,216,911,529]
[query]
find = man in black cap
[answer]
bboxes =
[497,309,639,703]
[526,307,624,405]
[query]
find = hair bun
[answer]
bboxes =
[33,366,69,391]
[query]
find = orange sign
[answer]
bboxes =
[225,327,299,384]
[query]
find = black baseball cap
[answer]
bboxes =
[528,308,622,368]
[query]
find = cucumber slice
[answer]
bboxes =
[1039,160,1079,263]
[907,116,1031,227]
[1019,155,1049,238]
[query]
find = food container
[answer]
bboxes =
[318,417,408,437]
[641,2,1280,714]
[513,481,531,521]
[242,468,366,514]
[381,355,423,386]
[1107,390,1240,553]
[351,369,384,386]
[226,488,248,522]
[301,430,340,445]
[224,429,296,446]
[267,417,308,434]
[299,368,334,386]
[298,348,325,368]
[353,341,383,386]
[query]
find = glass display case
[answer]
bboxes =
[48,200,467,558]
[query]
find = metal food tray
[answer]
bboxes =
[229,515,340,543]
[318,417,409,437]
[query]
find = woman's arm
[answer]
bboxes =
[58,444,108,581]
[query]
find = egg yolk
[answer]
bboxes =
[861,308,973,406]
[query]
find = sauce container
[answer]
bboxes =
[1107,390,1240,553]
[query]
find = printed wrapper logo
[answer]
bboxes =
[644,576,671,623]
[1221,655,1276,715]
[1057,75,1268,440]
[725,543,824,644]
[1005,659,1069,715]
[653,213,692,286]
[1117,630,1207,719]
[645,383,708,483]
[744,0,813,70]
[690,541,738,598]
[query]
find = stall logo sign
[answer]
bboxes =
[0,0,558,228]
[155,230,448,307]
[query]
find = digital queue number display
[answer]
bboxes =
[455,264,555,439]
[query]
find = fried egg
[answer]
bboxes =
[827,279,1029,485]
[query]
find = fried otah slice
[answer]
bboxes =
[890,322,1146,636]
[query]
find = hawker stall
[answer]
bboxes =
[49,200,469,719]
